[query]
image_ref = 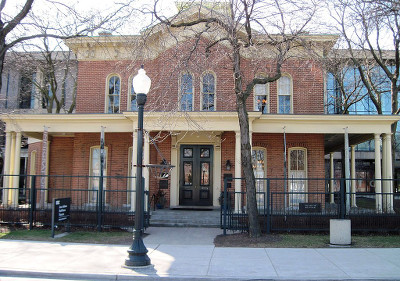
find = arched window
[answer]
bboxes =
[180,73,193,111]
[254,75,269,114]
[201,72,215,111]
[89,146,108,204]
[278,75,292,114]
[107,75,120,113]
[252,147,267,208]
[288,147,307,206]
[128,77,137,111]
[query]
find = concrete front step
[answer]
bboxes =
[150,221,220,228]
[150,209,221,228]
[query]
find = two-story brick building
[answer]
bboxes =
[1,8,398,215]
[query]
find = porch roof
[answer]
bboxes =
[2,112,399,154]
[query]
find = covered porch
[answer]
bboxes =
[1,112,399,214]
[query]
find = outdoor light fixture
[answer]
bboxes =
[125,66,151,267]
[132,66,151,96]
[226,160,231,171]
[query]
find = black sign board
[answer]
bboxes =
[159,179,168,190]
[51,197,71,238]
[299,203,321,213]
[54,198,71,222]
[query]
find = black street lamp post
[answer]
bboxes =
[125,66,151,267]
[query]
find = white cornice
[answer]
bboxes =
[2,112,398,136]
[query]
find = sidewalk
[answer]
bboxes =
[0,227,400,280]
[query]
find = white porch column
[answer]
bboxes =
[329,152,335,204]
[344,128,350,214]
[2,132,12,207]
[143,132,150,210]
[382,133,387,213]
[214,134,222,207]
[11,132,22,207]
[170,135,178,207]
[235,131,242,212]
[130,130,138,211]
[45,139,50,203]
[374,134,382,213]
[351,145,357,207]
[382,133,394,213]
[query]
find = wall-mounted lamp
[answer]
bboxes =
[225,160,231,171]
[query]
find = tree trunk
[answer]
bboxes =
[232,40,260,237]
[236,93,261,237]
[0,40,6,93]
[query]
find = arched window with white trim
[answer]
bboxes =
[252,147,267,208]
[201,72,215,111]
[254,77,269,114]
[278,75,292,114]
[128,76,137,111]
[180,73,193,111]
[89,146,108,204]
[106,75,120,113]
[288,147,307,206]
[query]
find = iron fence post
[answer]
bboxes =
[29,175,36,230]
[266,178,271,233]
[223,176,228,235]
[340,178,345,219]
[142,177,145,229]
[97,178,103,232]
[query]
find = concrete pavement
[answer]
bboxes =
[0,227,400,280]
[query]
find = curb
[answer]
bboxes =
[1,270,399,281]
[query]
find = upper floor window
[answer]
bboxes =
[180,73,193,111]
[42,83,53,109]
[107,75,120,113]
[128,76,137,111]
[278,75,292,114]
[254,79,269,114]
[201,72,215,111]
[19,72,36,109]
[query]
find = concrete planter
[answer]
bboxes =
[330,219,351,246]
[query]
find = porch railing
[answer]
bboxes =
[0,174,150,230]
[221,177,400,233]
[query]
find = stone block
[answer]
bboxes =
[330,219,351,245]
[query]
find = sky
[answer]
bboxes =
[4,0,396,51]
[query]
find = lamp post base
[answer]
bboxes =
[125,230,151,267]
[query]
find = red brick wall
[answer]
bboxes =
[219,132,325,193]
[27,131,324,207]
[75,39,324,114]
[69,132,132,206]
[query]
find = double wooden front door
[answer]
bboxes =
[179,145,213,206]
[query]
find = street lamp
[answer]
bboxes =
[125,65,151,267]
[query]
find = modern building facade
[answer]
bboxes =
[0,51,77,198]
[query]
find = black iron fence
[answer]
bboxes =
[0,174,150,230]
[221,177,400,233]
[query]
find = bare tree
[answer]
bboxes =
[324,50,369,114]
[13,39,77,113]
[327,0,399,172]
[0,0,137,94]
[149,0,317,237]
